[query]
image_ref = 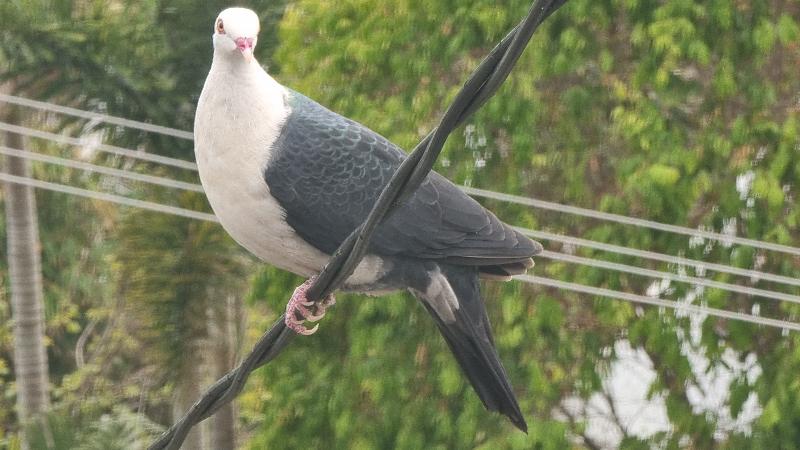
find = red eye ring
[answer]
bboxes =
[216,19,225,34]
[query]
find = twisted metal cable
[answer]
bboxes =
[149,1,566,448]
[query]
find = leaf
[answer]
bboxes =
[647,164,681,186]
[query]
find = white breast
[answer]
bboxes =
[194,59,386,287]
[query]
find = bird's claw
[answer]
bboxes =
[284,278,336,335]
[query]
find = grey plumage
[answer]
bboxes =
[266,92,540,275]
[196,8,541,431]
[265,91,541,431]
[408,262,528,431]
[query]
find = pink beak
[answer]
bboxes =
[235,37,255,62]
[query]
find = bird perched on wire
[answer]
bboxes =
[194,7,542,432]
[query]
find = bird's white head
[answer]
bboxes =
[212,8,260,64]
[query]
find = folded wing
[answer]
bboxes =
[265,92,541,272]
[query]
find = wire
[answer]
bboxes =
[5,98,800,258]
[7,118,800,303]
[6,165,798,319]
[539,250,800,305]
[0,121,198,171]
[0,172,218,222]
[4,169,795,333]
[9,119,800,290]
[516,274,800,331]
[519,228,800,288]
[464,186,800,257]
[0,145,204,192]
[10,141,800,304]
[0,4,794,447]
[5,135,797,295]
[0,93,195,140]
[0,165,800,331]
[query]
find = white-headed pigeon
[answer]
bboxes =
[194,7,542,431]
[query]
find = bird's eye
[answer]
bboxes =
[216,19,225,34]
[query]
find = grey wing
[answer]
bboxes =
[264,92,541,271]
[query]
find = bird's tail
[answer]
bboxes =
[411,264,527,432]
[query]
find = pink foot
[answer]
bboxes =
[285,278,336,335]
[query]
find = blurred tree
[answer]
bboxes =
[239,0,800,448]
[1,84,50,449]
[0,1,260,448]
[114,197,250,450]
[0,1,176,445]
[0,0,797,449]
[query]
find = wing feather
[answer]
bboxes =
[265,92,541,266]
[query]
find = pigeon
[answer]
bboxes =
[194,7,542,432]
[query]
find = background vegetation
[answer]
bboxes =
[1,0,799,448]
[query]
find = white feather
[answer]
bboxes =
[194,15,386,287]
[412,267,460,323]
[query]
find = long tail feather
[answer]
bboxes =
[412,264,527,431]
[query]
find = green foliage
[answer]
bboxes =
[23,405,162,450]
[114,195,246,372]
[0,0,262,443]
[1,0,799,448]
[242,0,800,448]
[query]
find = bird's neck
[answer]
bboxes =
[209,49,262,78]
[197,52,290,156]
[205,50,288,111]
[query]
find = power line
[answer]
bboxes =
[0,121,198,171]
[464,186,800,257]
[11,139,799,302]
[4,97,799,293]
[0,145,204,193]
[516,274,800,332]
[0,172,218,222]
[0,93,195,140]
[2,170,796,332]
[5,95,800,258]
[539,250,800,305]
[519,228,800,288]
[5,130,798,293]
